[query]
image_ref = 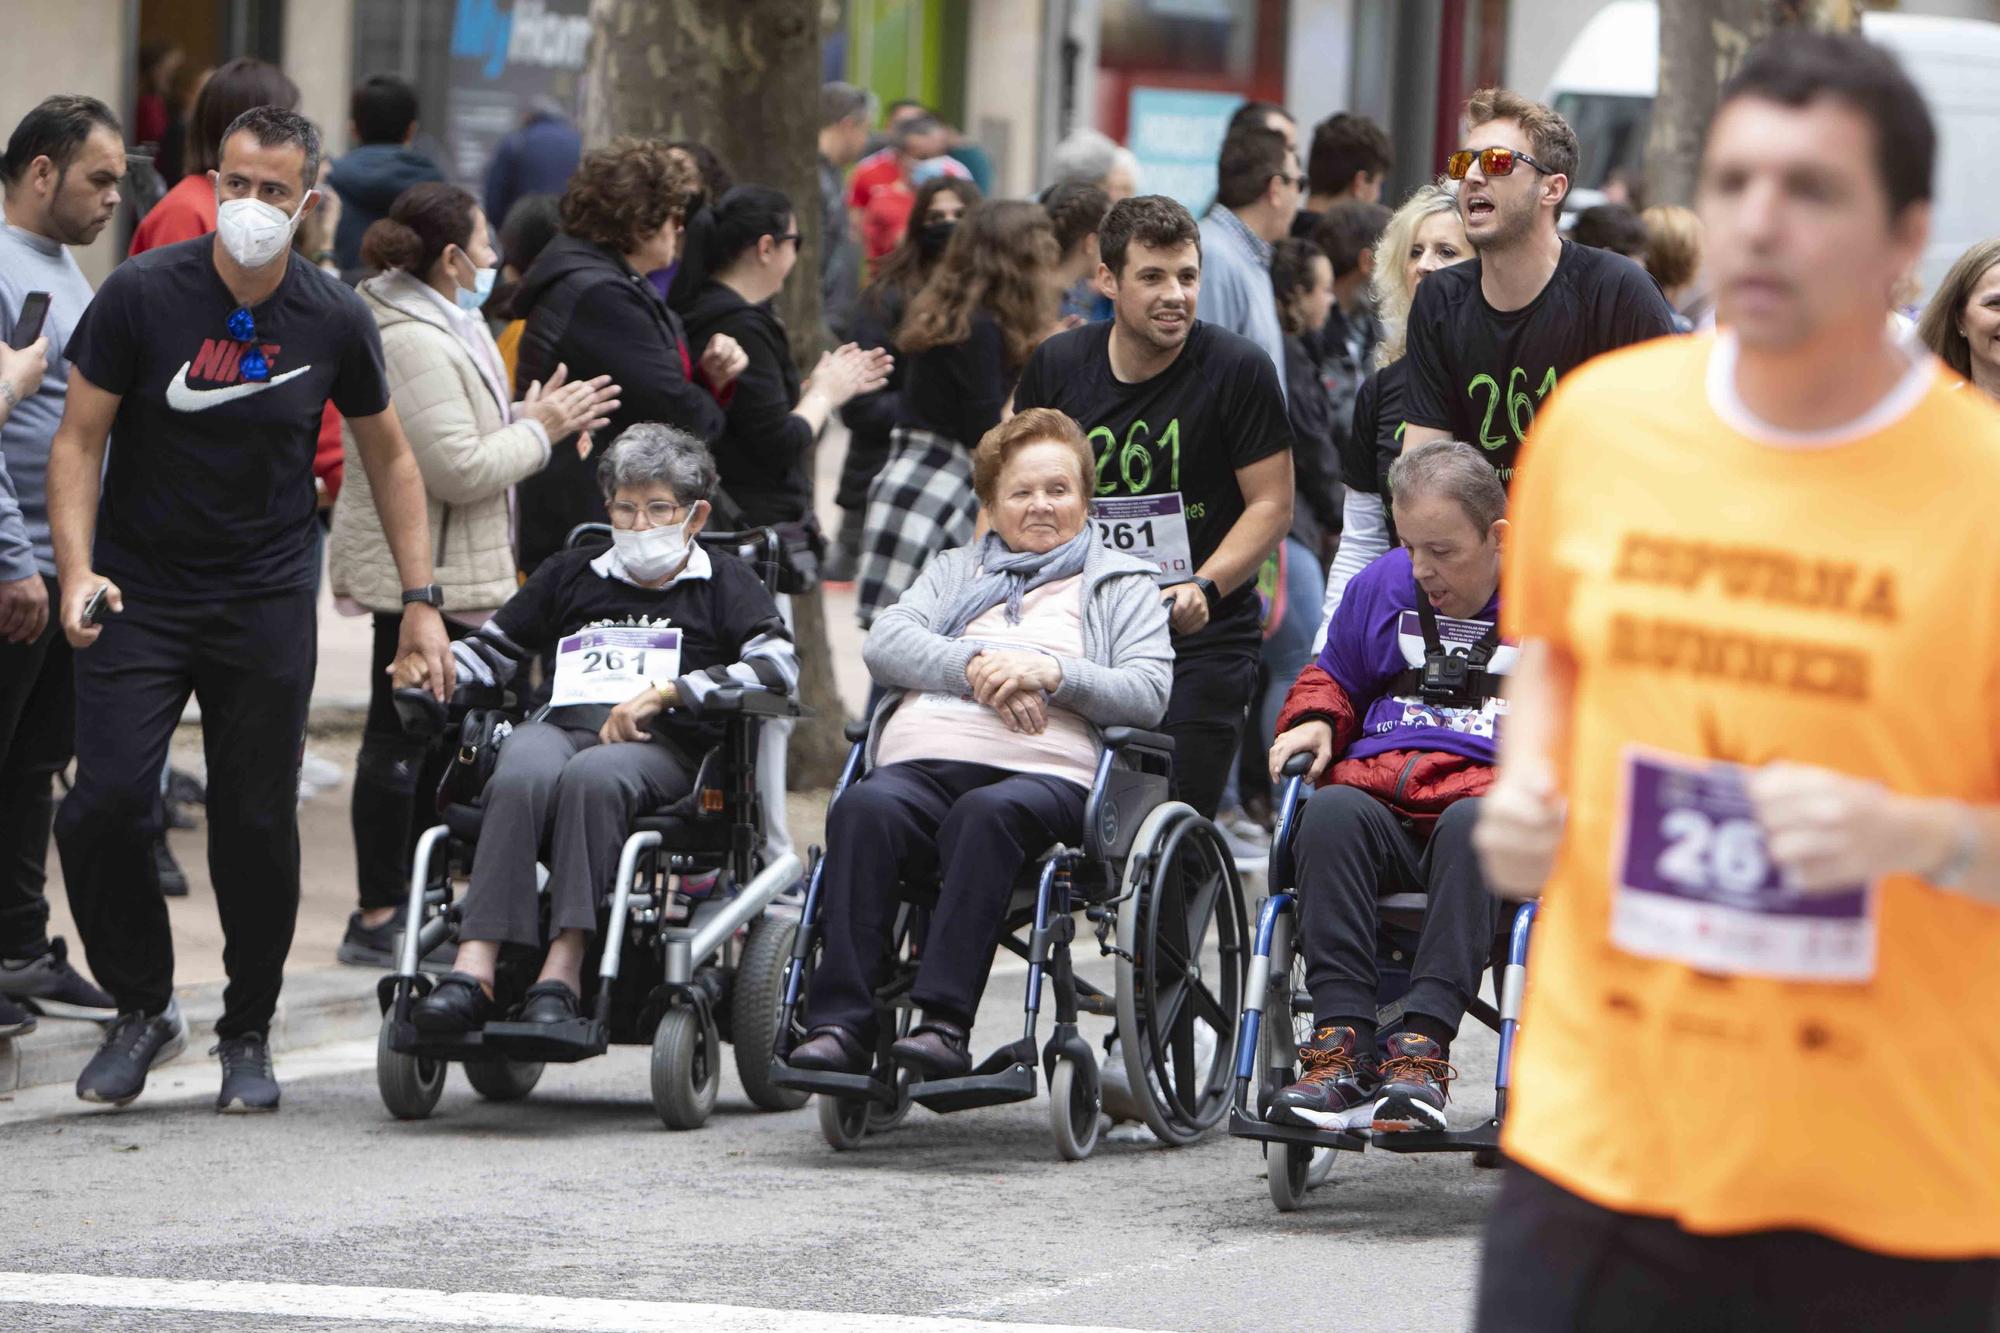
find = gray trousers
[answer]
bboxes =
[460,722,695,947]
[1293,785,1499,1034]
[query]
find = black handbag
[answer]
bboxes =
[436,708,512,811]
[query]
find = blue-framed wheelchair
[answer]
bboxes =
[1227,752,1538,1210]
[373,524,809,1130]
[768,727,1249,1159]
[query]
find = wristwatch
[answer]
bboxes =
[1192,575,1221,613]
[401,584,444,609]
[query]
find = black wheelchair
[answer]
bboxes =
[1227,753,1538,1210]
[768,725,1249,1159]
[373,525,810,1131]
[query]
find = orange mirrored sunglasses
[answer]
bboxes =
[1445,147,1555,180]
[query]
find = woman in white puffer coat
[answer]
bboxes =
[329,181,620,967]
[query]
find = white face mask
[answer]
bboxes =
[456,264,497,314]
[611,515,693,582]
[215,191,313,270]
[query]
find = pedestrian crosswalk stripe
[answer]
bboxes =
[0,1272,1169,1332]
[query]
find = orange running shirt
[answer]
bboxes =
[1501,331,2000,1259]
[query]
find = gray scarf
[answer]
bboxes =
[935,529,1093,639]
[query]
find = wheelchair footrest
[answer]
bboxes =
[473,1017,610,1064]
[1368,1118,1501,1155]
[909,1038,1038,1114]
[1227,1105,1367,1152]
[769,1059,901,1108]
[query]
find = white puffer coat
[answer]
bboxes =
[329,270,550,614]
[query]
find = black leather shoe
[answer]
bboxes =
[517,980,579,1025]
[891,1019,971,1079]
[789,1025,870,1074]
[410,973,496,1035]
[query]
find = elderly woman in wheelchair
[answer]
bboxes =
[788,408,1173,1080]
[1260,440,1513,1136]
[396,423,797,1035]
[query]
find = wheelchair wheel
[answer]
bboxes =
[462,1058,543,1103]
[651,1005,721,1130]
[1049,1056,1102,1162]
[732,915,811,1112]
[376,1014,446,1120]
[1115,806,1247,1146]
[818,1095,870,1151]
[1267,1141,1338,1212]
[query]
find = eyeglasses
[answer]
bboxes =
[609,499,690,527]
[1446,147,1555,181]
[774,232,802,248]
[225,306,270,381]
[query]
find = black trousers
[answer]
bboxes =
[1293,786,1498,1036]
[54,590,317,1037]
[0,574,70,956]
[351,611,472,912]
[1163,641,1258,821]
[806,759,1088,1037]
[1477,1165,2000,1333]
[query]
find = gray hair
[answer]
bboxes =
[1387,439,1506,533]
[1050,128,1138,190]
[819,82,870,130]
[596,423,718,504]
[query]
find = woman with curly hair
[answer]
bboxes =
[855,199,1061,625]
[512,138,749,574]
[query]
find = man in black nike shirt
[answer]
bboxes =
[45,106,453,1113]
[1011,195,1294,819]
[1402,88,1678,482]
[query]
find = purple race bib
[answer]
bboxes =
[1610,748,1876,982]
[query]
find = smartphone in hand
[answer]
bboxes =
[9,292,50,351]
[81,584,111,627]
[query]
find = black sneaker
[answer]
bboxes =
[1371,1032,1457,1134]
[155,838,189,897]
[0,994,36,1039]
[1269,1024,1380,1129]
[0,938,117,1020]
[337,909,456,972]
[75,1000,188,1105]
[213,1033,280,1113]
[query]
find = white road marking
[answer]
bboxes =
[0,1272,1168,1332]
[936,1243,1255,1320]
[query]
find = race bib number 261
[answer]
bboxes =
[1610,748,1876,983]
[549,626,682,708]
[1090,493,1193,583]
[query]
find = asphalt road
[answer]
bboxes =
[3,945,1505,1333]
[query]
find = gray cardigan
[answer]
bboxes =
[862,539,1175,769]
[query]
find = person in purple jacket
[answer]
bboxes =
[1263,439,1511,1136]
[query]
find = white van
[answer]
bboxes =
[1545,1,2000,295]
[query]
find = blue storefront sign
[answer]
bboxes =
[1126,86,1244,215]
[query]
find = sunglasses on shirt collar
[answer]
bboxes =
[1446,147,1555,181]
[226,306,271,382]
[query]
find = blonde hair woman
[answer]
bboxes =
[1315,181,1470,645]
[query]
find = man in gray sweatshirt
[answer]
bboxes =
[0,95,124,1025]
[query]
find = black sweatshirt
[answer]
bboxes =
[678,280,812,527]
[896,308,1010,453]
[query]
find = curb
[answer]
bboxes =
[0,965,383,1095]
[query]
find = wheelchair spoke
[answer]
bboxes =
[1185,978,1229,1035]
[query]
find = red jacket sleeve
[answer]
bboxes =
[1274,664,1360,756]
[314,403,344,504]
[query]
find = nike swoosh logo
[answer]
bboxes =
[165,361,312,412]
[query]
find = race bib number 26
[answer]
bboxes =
[1610,748,1875,982]
[549,626,682,708]
[1090,493,1193,583]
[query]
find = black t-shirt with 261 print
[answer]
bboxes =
[65,236,390,600]
[1401,239,1677,485]
[1011,319,1291,654]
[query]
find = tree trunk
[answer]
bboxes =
[581,0,851,786]
[1646,0,1861,206]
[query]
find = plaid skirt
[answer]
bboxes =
[855,427,978,628]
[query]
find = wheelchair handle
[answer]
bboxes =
[1280,751,1315,779]
[392,686,449,740]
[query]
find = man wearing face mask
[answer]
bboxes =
[848,113,970,265]
[46,106,455,1114]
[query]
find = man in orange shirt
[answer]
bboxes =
[1474,34,2000,1330]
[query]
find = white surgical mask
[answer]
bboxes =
[611,516,692,583]
[215,191,314,270]
[456,264,497,315]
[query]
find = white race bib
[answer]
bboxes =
[1091,493,1193,583]
[1610,748,1876,983]
[549,625,682,708]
